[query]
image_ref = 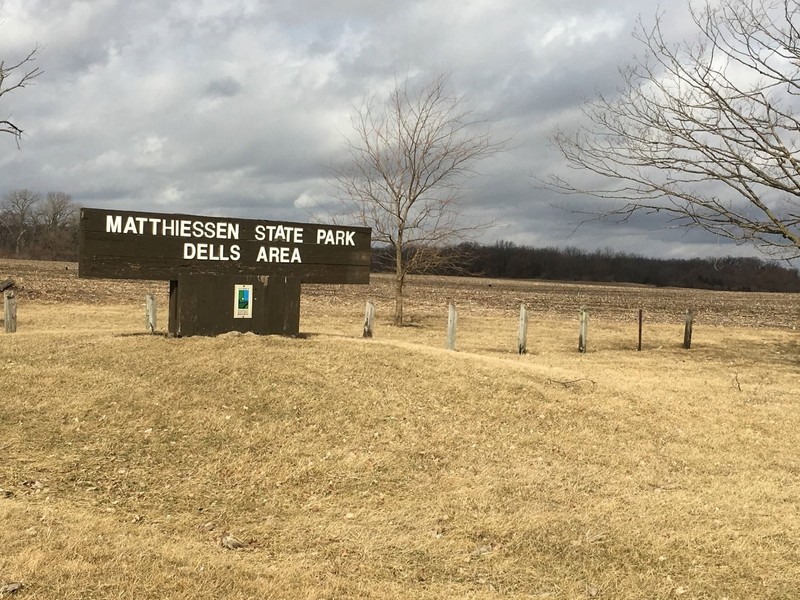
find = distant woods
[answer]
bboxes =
[0,189,79,260]
[372,242,800,293]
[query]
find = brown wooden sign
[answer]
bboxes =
[78,208,371,284]
[78,208,371,337]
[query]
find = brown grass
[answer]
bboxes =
[0,259,798,599]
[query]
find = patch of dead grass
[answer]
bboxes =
[0,259,799,598]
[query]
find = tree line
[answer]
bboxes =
[372,242,800,293]
[0,189,80,260]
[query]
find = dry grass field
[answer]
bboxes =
[1,258,798,599]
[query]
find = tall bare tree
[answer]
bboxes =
[1,46,42,145]
[332,74,503,325]
[549,0,800,259]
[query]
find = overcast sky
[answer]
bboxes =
[0,0,769,260]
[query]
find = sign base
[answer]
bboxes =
[168,274,301,337]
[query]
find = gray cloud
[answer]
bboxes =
[0,0,769,261]
[205,77,243,98]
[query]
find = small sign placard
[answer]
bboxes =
[234,285,254,319]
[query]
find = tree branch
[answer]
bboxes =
[0,45,42,146]
[545,0,800,259]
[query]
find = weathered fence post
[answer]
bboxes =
[4,291,17,334]
[518,303,528,355]
[447,302,457,351]
[683,309,694,349]
[145,294,157,334]
[578,306,588,353]
[638,309,643,352]
[363,300,375,338]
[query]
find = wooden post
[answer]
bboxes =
[4,291,17,334]
[638,309,643,351]
[146,294,157,334]
[518,303,528,355]
[447,302,457,351]
[683,309,694,349]
[363,301,375,338]
[578,306,588,353]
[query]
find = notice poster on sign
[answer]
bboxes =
[234,285,253,319]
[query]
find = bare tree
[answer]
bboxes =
[549,0,800,259]
[39,191,77,229]
[1,189,41,255]
[1,46,42,145]
[36,192,79,259]
[332,74,503,325]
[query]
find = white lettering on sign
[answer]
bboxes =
[106,214,240,239]
[316,228,356,246]
[124,217,140,234]
[256,246,302,263]
[254,224,304,243]
[107,215,122,233]
[183,243,241,261]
